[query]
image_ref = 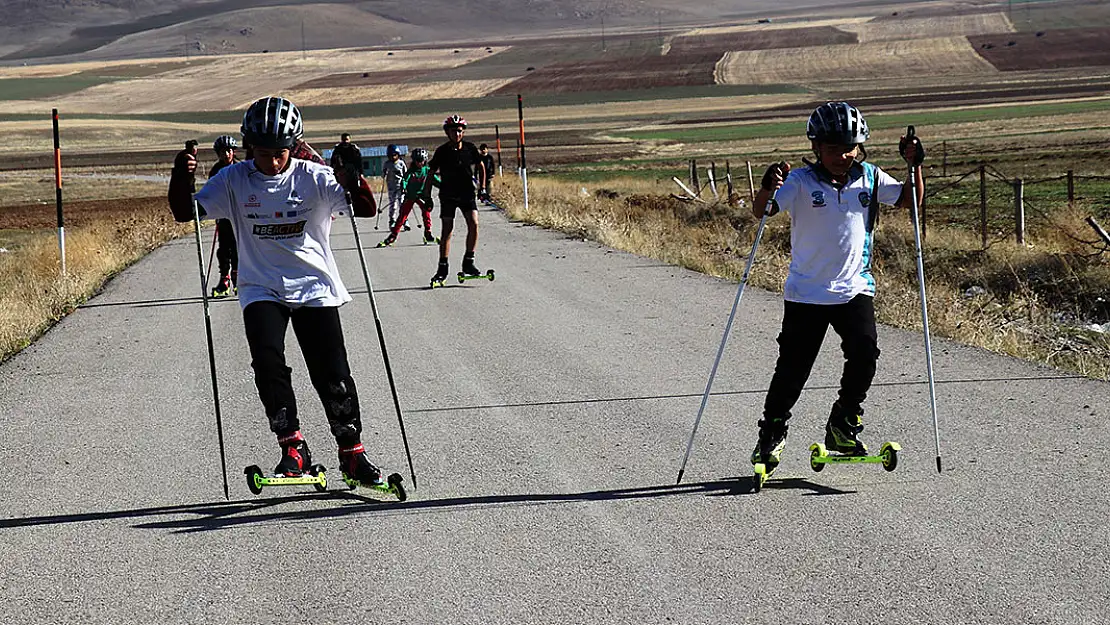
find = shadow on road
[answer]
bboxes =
[77,285,428,310]
[0,477,851,534]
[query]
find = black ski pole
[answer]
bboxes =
[345,193,418,489]
[191,197,230,499]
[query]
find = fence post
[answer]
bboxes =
[1067,169,1074,208]
[708,162,718,199]
[979,164,988,249]
[1014,177,1025,245]
[725,160,735,197]
[689,159,699,195]
[942,140,947,178]
[746,160,756,205]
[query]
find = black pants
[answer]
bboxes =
[763,294,880,422]
[243,302,362,445]
[216,218,237,278]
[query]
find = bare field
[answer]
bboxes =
[715,36,997,85]
[680,18,871,36]
[286,78,517,105]
[971,28,1110,71]
[1,46,506,114]
[838,12,1014,43]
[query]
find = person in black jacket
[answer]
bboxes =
[425,115,487,285]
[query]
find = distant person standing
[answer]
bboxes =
[209,135,240,297]
[478,143,495,205]
[426,115,487,286]
[330,134,363,182]
[382,144,407,231]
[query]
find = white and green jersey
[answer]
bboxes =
[775,162,902,304]
[193,158,352,308]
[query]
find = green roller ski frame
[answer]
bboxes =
[244,464,328,495]
[342,472,409,501]
[457,269,495,284]
[809,441,901,472]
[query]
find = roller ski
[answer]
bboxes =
[808,403,900,473]
[430,259,450,289]
[423,231,438,245]
[751,419,787,492]
[457,254,495,284]
[338,443,408,501]
[244,433,328,494]
[376,235,396,248]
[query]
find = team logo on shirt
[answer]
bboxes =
[244,193,261,209]
[253,221,307,238]
[811,191,826,207]
[858,191,872,208]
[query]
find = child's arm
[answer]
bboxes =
[753,162,790,218]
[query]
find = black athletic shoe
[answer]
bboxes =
[461,254,481,277]
[338,443,384,486]
[825,402,868,455]
[431,260,450,284]
[274,432,312,476]
[750,418,789,469]
[212,274,234,298]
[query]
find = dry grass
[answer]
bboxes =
[285,78,517,105]
[497,176,1110,380]
[839,13,1014,43]
[715,37,997,85]
[0,201,189,362]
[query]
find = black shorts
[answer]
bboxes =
[440,195,477,218]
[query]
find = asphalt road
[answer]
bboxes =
[1,206,1106,624]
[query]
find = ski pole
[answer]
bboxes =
[375,177,386,230]
[904,126,943,473]
[345,193,418,489]
[676,191,774,484]
[191,197,230,500]
[205,225,219,290]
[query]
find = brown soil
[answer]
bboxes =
[0,197,159,229]
[970,28,1110,71]
[490,54,715,94]
[668,26,857,57]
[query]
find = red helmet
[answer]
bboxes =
[443,114,467,130]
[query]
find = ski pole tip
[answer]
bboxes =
[935,456,943,474]
[675,470,685,485]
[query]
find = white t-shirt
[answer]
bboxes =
[194,158,352,309]
[775,162,903,304]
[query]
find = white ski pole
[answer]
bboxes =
[904,125,943,473]
[676,190,775,484]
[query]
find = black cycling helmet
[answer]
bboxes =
[806,101,869,145]
[412,148,428,162]
[213,135,238,151]
[240,96,303,150]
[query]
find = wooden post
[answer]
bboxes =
[708,162,718,199]
[1014,178,1025,245]
[690,159,699,195]
[979,164,988,249]
[942,140,947,178]
[725,160,735,197]
[921,194,927,242]
[1067,169,1075,208]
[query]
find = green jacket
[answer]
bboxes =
[402,164,440,201]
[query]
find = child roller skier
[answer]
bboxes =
[750,101,924,473]
[426,115,488,284]
[478,143,495,205]
[167,96,390,487]
[209,135,240,297]
[377,148,438,247]
[382,144,407,231]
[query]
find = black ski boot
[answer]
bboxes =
[377,234,396,248]
[430,259,449,288]
[825,401,868,455]
[461,253,481,277]
[423,230,437,245]
[212,274,234,298]
[750,418,789,471]
[274,431,312,477]
[338,443,384,486]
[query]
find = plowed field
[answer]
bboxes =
[971,28,1110,71]
[838,12,1013,42]
[0,197,158,229]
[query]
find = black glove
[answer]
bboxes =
[761,162,788,191]
[899,127,926,166]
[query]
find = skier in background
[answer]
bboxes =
[382,144,407,231]
[209,134,240,297]
[426,115,487,285]
[377,147,438,247]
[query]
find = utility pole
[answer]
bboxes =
[301,20,306,59]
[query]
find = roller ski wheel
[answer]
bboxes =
[244,463,328,495]
[422,235,439,245]
[376,238,395,248]
[342,472,408,502]
[457,269,495,284]
[807,441,901,472]
[753,462,776,493]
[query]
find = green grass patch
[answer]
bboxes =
[0,75,122,101]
